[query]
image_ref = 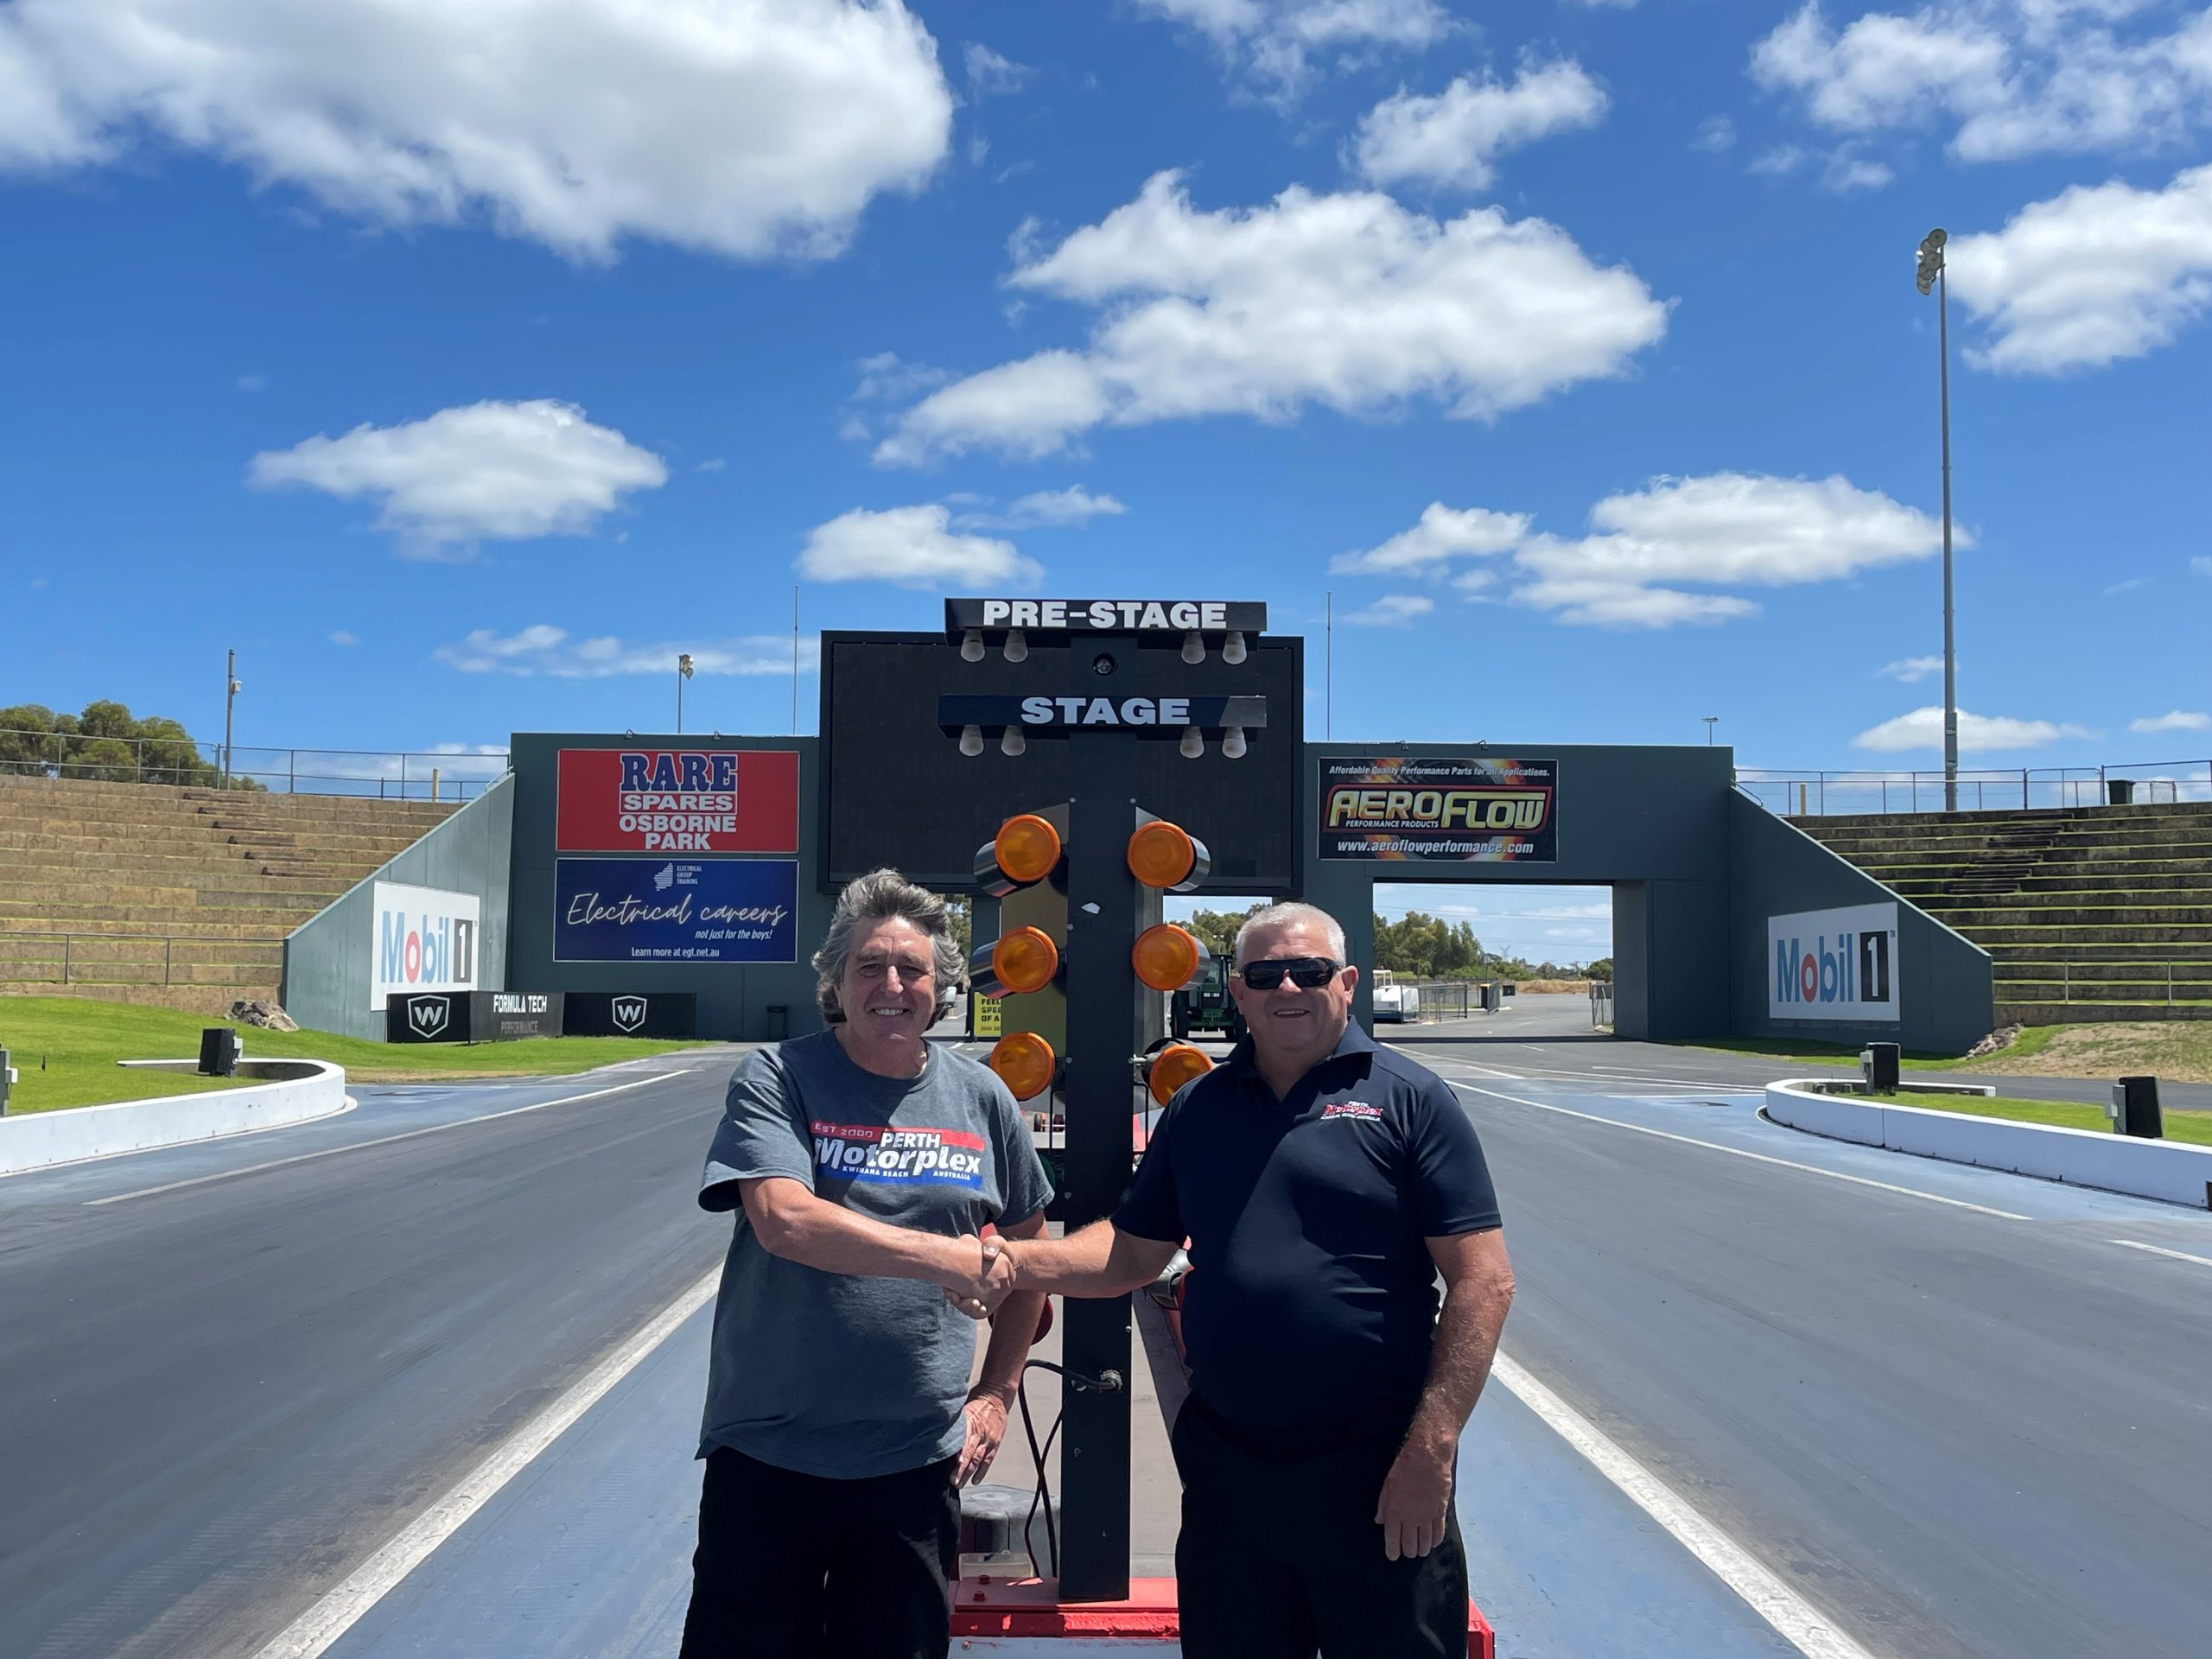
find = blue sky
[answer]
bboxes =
[4,0,2209,961]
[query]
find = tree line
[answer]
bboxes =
[0,701,260,790]
[1179,902,1609,983]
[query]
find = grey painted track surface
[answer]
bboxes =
[3,1007,2209,1657]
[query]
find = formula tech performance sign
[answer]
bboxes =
[1319,756,1558,862]
[556,748,798,854]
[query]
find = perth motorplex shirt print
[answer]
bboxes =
[695,1031,1052,1479]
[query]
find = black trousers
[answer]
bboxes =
[1172,1402,1469,1659]
[678,1445,959,1659]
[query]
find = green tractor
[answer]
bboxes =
[1170,955,1246,1042]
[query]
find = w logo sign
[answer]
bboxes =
[408,996,451,1039]
[613,996,647,1033]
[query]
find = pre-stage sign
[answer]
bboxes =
[556,748,798,854]
[1319,757,1557,862]
[555,858,798,963]
[1770,902,1899,1022]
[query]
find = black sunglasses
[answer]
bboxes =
[1239,957,1344,990]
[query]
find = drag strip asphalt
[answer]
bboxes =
[0,1054,736,1659]
[1389,1007,2212,1659]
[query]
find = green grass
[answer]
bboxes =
[1679,1027,2061,1071]
[1866,1090,2212,1148]
[0,995,709,1114]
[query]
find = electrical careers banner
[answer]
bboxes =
[554,858,798,963]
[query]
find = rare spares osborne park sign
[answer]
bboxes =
[556,748,798,854]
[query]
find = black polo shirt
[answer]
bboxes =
[1115,1021,1500,1448]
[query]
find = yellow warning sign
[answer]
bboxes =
[973,995,1003,1038]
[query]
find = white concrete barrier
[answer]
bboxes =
[0,1058,349,1175]
[1765,1079,2212,1209]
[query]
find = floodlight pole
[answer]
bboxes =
[1921,227,1959,812]
[222,648,239,789]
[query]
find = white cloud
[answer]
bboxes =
[1751,143,1811,175]
[796,504,1040,588]
[327,630,359,647]
[696,457,728,474]
[2131,709,2212,732]
[2103,575,2150,594]
[957,486,1128,530]
[877,172,1668,465]
[1880,653,1946,681]
[2194,556,2212,575]
[1695,115,1738,151]
[1352,60,1609,190]
[1853,705,2096,751]
[1332,504,1530,574]
[1822,145,1895,189]
[435,626,814,678]
[1751,2,2212,163]
[1137,0,1459,97]
[249,400,667,555]
[0,0,952,264]
[1344,594,1435,626]
[964,43,1030,96]
[1338,473,1951,628]
[1948,162,2212,372]
[237,373,267,393]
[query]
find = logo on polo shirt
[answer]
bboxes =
[1320,1102,1384,1122]
[811,1121,986,1188]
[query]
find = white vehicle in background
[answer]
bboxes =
[1370,969,1421,1023]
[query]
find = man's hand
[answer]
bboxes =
[1376,1435,1454,1561]
[941,1235,1018,1320]
[955,1386,1013,1486]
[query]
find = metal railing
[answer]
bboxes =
[0,728,510,802]
[0,930,285,988]
[1737,761,2212,817]
[2002,962,2208,1006]
[1590,981,1614,1028]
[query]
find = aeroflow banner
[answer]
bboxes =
[1320,757,1557,861]
[1769,903,1899,1022]
[556,748,798,854]
[554,858,798,963]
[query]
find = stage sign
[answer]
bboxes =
[556,748,798,854]
[554,858,798,963]
[1319,756,1558,862]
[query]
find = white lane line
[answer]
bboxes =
[86,1071,698,1206]
[251,1265,720,1659]
[2110,1239,2212,1269]
[1491,1352,1884,1659]
[1445,1080,2031,1221]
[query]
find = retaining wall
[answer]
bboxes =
[0,1058,348,1174]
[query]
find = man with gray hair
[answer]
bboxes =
[681,869,1053,1659]
[995,899,1513,1657]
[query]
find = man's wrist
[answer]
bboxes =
[968,1381,1017,1408]
[1401,1414,1459,1461]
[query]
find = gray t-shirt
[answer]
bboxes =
[696,1030,1053,1478]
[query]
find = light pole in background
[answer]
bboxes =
[676,652,695,734]
[222,648,241,789]
[1702,715,1718,746]
[1917,227,1959,812]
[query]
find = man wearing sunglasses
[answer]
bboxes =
[993,902,1513,1658]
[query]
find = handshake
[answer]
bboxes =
[939,1235,1022,1322]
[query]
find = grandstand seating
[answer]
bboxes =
[0,775,453,1014]
[1793,800,2212,1025]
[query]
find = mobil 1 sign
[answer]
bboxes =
[371,881,480,1011]
[556,858,797,963]
[1770,902,1898,1022]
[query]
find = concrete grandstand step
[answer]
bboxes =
[1994,1000,2212,1024]
[1799,801,2212,832]
[1968,923,2212,945]
[0,912,300,938]
[1982,941,2212,964]
[1886,872,2212,896]
[1937,911,2212,938]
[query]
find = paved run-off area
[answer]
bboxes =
[2,1000,2208,1657]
